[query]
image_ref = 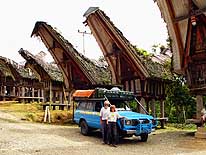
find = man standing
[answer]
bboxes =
[201,108,206,126]
[100,100,110,144]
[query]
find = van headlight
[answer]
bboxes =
[125,119,132,125]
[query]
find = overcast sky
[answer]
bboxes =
[0,0,168,63]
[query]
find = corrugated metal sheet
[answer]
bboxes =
[73,90,95,98]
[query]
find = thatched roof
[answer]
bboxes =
[19,48,63,82]
[0,55,36,80]
[155,0,206,74]
[151,49,172,64]
[135,48,172,79]
[0,56,14,78]
[31,21,111,85]
[84,7,172,80]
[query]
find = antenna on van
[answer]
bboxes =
[134,98,149,115]
[104,95,108,101]
[104,95,111,106]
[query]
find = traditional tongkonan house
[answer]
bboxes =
[19,48,68,104]
[155,0,206,119]
[31,22,111,99]
[0,56,19,101]
[0,56,43,102]
[83,7,172,120]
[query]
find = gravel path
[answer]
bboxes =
[0,110,206,155]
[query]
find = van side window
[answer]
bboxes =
[86,102,94,111]
[95,102,102,112]
[77,102,87,110]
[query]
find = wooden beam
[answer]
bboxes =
[87,15,118,84]
[41,24,96,85]
[37,28,72,88]
[166,0,184,69]
[174,7,206,23]
[97,11,149,78]
[182,18,192,69]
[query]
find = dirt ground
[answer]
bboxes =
[0,110,206,155]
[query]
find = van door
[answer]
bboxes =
[83,101,95,128]
[92,101,102,129]
[74,101,87,124]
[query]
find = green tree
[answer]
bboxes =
[165,75,196,123]
[133,45,151,57]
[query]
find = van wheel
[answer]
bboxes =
[80,120,89,135]
[140,133,148,142]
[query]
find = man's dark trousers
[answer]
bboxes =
[101,120,108,144]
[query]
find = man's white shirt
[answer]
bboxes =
[100,107,110,120]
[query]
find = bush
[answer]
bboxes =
[25,113,35,121]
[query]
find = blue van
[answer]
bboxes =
[73,88,157,142]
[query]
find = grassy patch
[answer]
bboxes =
[166,123,197,130]
[152,123,197,134]
[0,102,73,124]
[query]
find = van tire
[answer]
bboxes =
[140,133,148,142]
[80,120,89,135]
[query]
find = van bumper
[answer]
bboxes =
[126,130,136,134]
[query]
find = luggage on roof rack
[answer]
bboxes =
[72,87,134,100]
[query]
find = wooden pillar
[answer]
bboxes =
[0,86,2,96]
[12,87,16,96]
[150,99,156,117]
[3,86,6,95]
[62,86,66,104]
[160,100,165,118]
[62,94,65,104]
[37,89,40,103]
[160,99,165,128]
[3,86,6,101]
[49,81,53,103]
[41,89,45,103]
[22,87,25,103]
[32,88,35,102]
[196,95,204,119]
[125,81,129,91]
[139,97,146,114]
[17,87,21,97]
[131,80,134,93]
[59,91,63,104]
[135,79,139,94]
[1,86,3,96]
[22,87,25,97]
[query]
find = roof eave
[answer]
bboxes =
[83,7,99,18]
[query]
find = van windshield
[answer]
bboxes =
[109,100,131,111]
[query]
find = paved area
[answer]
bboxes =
[0,110,206,155]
